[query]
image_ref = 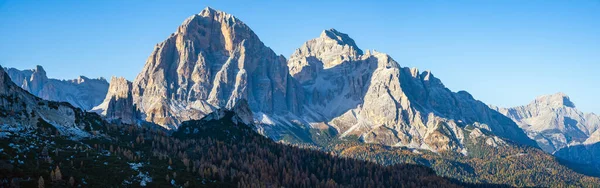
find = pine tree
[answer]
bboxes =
[38,176,44,188]
[54,166,62,181]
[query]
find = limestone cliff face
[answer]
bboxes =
[4,66,109,110]
[92,77,137,124]
[492,93,600,153]
[94,8,536,153]
[131,7,303,127]
[288,29,363,85]
[0,66,89,138]
[288,29,535,152]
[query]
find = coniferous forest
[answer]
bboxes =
[0,109,506,187]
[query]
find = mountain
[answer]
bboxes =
[91,77,138,124]
[492,92,600,176]
[4,65,109,110]
[0,65,96,139]
[129,7,303,128]
[0,66,486,187]
[288,28,536,152]
[491,92,600,153]
[1,62,597,187]
[97,8,535,155]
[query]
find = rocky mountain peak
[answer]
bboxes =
[288,29,366,84]
[131,7,301,127]
[4,65,108,110]
[96,8,536,154]
[197,6,231,19]
[29,65,48,94]
[492,92,598,153]
[319,28,363,55]
[34,65,46,74]
[534,92,575,108]
[92,76,137,124]
[200,6,217,14]
[286,26,534,152]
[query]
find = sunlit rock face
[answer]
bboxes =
[288,29,535,153]
[94,7,536,153]
[492,92,600,153]
[4,65,109,111]
[92,77,137,124]
[130,7,303,128]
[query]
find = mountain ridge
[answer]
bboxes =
[491,92,600,153]
[4,65,109,111]
[287,27,536,152]
[91,7,537,155]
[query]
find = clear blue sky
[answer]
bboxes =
[1,0,599,113]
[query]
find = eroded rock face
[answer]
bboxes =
[131,7,303,128]
[96,7,535,153]
[492,93,600,153]
[288,29,363,85]
[0,65,86,138]
[288,29,535,152]
[4,66,109,110]
[92,77,137,124]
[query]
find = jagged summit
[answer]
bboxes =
[98,7,536,153]
[492,92,599,153]
[201,6,217,13]
[198,6,238,21]
[92,76,137,125]
[319,28,363,55]
[288,29,368,84]
[534,92,576,108]
[34,65,45,73]
[4,65,109,110]
[287,26,535,152]
[131,7,301,127]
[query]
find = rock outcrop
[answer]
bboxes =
[92,77,137,124]
[492,92,600,153]
[130,7,303,127]
[4,66,109,110]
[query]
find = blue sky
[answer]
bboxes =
[0,0,599,113]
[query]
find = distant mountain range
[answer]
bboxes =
[492,92,600,175]
[4,65,108,110]
[2,7,599,187]
[492,92,600,153]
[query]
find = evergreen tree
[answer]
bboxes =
[38,176,44,188]
[54,166,62,181]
